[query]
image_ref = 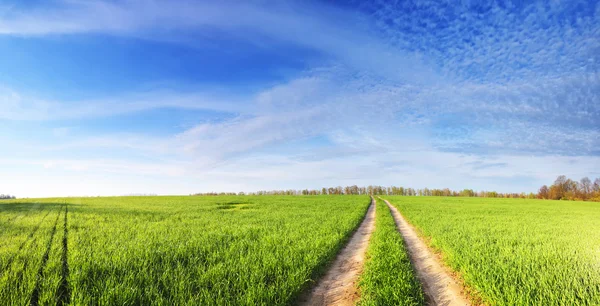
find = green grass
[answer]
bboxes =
[0,195,370,305]
[387,196,600,306]
[0,203,64,306]
[358,198,424,306]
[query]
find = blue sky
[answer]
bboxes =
[1,0,599,197]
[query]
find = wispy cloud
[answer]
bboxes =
[1,0,598,196]
[0,0,438,84]
[4,63,598,157]
[0,86,246,120]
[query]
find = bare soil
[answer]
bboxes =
[383,199,471,306]
[299,197,376,306]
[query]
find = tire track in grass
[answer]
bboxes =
[57,205,70,306]
[357,198,425,305]
[382,198,470,306]
[0,209,53,277]
[1,203,43,229]
[29,206,62,306]
[4,203,41,223]
[299,197,376,306]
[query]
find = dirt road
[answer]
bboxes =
[383,199,470,306]
[299,197,376,306]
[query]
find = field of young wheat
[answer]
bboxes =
[0,196,370,305]
[387,196,600,305]
[3,195,599,305]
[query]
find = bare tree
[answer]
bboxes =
[580,177,592,199]
[538,185,549,199]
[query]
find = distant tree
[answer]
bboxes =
[547,175,570,200]
[593,178,600,201]
[594,178,600,192]
[555,175,568,199]
[538,185,549,199]
[357,186,364,195]
[534,175,600,202]
[460,189,475,197]
[193,179,600,202]
[579,177,591,199]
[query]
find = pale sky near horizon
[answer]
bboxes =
[1,0,599,197]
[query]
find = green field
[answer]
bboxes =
[358,197,423,306]
[387,196,600,305]
[0,196,370,305]
[3,195,600,305]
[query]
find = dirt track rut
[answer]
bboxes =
[299,197,376,306]
[383,199,470,306]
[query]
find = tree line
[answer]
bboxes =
[0,194,16,200]
[194,175,600,202]
[537,175,600,201]
[194,185,536,198]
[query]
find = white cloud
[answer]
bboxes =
[0,87,246,120]
[1,0,598,196]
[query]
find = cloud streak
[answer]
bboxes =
[0,87,247,120]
